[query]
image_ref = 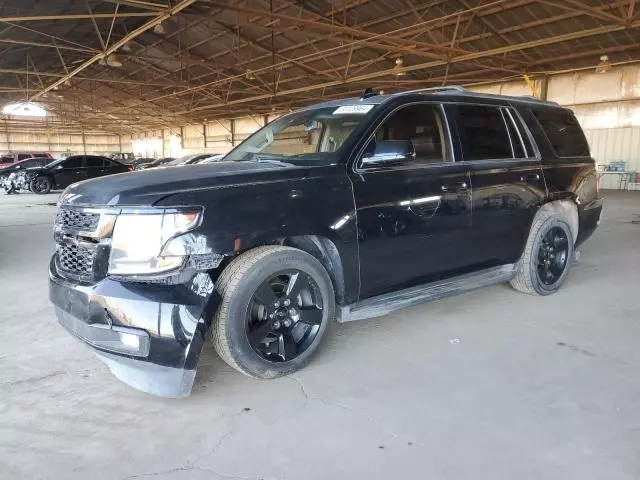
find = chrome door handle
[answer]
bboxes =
[520,173,540,182]
[441,182,468,192]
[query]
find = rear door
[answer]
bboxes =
[350,102,473,299]
[103,158,129,175]
[449,103,547,267]
[84,156,105,179]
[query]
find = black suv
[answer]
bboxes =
[49,87,602,397]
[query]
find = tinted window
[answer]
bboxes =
[19,158,41,168]
[363,104,450,167]
[17,153,31,160]
[456,105,512,160]
[1,155,12,163]
[62,157,83,168]
[533,109,589,157]
[85,157,105,168]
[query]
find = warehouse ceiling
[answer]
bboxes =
[1,0,639,134]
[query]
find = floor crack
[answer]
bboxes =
[286,375,401,441]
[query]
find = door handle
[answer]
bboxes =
[520,173,540,182]
[441,181,468,192]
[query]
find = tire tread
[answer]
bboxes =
[211,246,333,378]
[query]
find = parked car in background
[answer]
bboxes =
[0,156,55,178]
[137,157,176,170]
[195,154,225,164]
[164,153,212,167]
[110,153,136,163]
[128,157,157,170]
[49,86,602,397]
[2,170,32,194]
[0,151,53,167]
[25,154,132,194]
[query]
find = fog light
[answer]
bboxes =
[119,332,141,349]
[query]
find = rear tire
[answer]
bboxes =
[510,210,574,296]
[30,176,51,194]
[211,246,335,379]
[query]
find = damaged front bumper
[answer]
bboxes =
[49,257,220,397]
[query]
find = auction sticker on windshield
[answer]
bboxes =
[333,105,374,115]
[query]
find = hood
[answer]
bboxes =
[59,161,297,206]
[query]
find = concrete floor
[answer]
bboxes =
[1,191,639,480]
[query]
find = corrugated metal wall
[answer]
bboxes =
[0,129,131,157]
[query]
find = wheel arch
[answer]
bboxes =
[281,235,347,305]
[535,199,579,244]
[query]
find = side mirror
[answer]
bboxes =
[361,140,415,166]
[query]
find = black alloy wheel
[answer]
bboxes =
[31,177,51,194]
[246,269,323,363]
[536,226,569,285]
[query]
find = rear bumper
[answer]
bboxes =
[49,257,220,397]
[576,197,603,247]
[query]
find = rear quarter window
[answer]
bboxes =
[533,109,590,158]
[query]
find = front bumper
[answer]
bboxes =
[49,257,220,397]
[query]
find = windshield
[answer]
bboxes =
[44,158,67,168]
[224,105,375,165]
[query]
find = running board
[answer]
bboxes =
[339,264,517,323]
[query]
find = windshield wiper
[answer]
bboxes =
[247,153,291,167]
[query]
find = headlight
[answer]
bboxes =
[108,208,202,277]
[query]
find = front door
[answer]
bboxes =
[449,104,547,267]
[350,103,473,299]
[53,156,87,188]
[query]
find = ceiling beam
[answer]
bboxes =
[0,38,96,53]
[172,20,640,116]
[28,0,198,102]
[103,0,169,11]
[0,12,159,22]
[85,0,633,119]
[203,0,496,60]
[0,67,196,88]
[537,0,627,25]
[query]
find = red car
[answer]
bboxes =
[0,152,54,167]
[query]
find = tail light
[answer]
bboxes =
[127,165,134,172]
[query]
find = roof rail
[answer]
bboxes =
[395,85,466,95]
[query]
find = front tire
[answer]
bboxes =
[211,246,335,379]
[30,176,51,194]
[510,210,574,296]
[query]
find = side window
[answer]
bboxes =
[62,157,83,168]
[532,109,590,157]
[456,105,513,160]
[361,104,451,168]
[21,159,38,168]
[85,157,105,168]
[17,153,31,160]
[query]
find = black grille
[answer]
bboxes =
[56,208,100,232]
[57,243,95,277]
